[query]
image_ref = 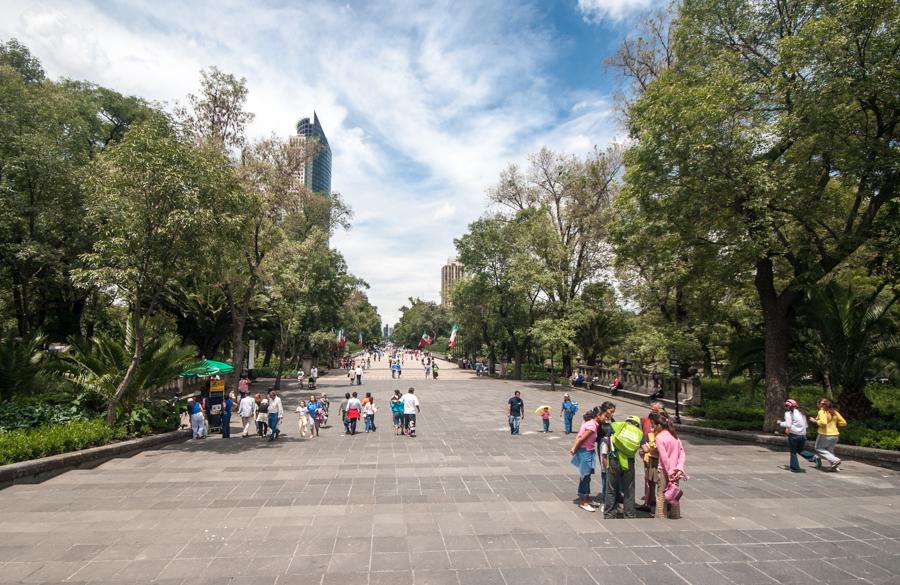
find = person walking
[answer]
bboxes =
[363,395,377,432]
[508,390,524,435]
[648,412,685,519]
[267,389,284,441]
[296,369,305,390]
[604,415,643,519]
[310,365,318,388]
[355,364,363,386]
[255,393,269,436]
[220,393,234,438]
[432,363,439,379]
[779,399,817,472]
[339,392,351,434]
[346,392,362,435]
[402,387,420,437]
[540,406,551,433]
[560,394,579,434]
[810,398,847,471]
[320,393,330,426]
[296,400,310,439]
[307,394,322,438]
[569,408,600,512]
[238,391,256,437]
[390,389,404,435]
[188,397,206,439]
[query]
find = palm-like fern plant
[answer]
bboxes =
[803,282,900,419]
[55,323,197,414]
[0,330,47,398]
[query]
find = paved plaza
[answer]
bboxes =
[1,359,900,584]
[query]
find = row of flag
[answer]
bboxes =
[335,324,459,349]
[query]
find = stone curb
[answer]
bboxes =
[676,424,900,466]
[0,428,191,488]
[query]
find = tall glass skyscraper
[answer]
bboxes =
[295,112,332,194]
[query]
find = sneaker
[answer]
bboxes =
[579,503,597,512]
[814,456,821,469]
[832,459,841,471]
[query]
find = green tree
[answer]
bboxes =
[78,116,237,424]
[619,0,900,430]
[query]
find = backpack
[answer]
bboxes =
[613,422,643,466]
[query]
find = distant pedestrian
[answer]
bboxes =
[424,362,431,379]
[402,387,420,437]
[541,406,551,433]
[649,411,685,519]
[363,394,377,432]
[296,369,305,390]
[569,408,600,512]
[237,392,256,437]
[221,393,234,438]
[188,398,206,439]
[355,364,363,385]
[238,376,250,395]
[310,365,318,387]
[779,399,816,472]
[339,392,351,434]
[267,389,284,441]
[638,402,665,512]
[255,393,269,436]
[346,391,362,435]
[811,398,847,471]
[432,363,439,379]
[296,400,310,438]
[307,394,322,438]
[560,394,578,434]
[507,390,524,435]
[390,389,404,435]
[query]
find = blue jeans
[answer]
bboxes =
[393,412,403,427]
[788,433,816,471]
[563,411,574,434]
[508,415,521,434]
[221,415,231,438]
[268,413,280,439]
[365,414,375,432]
[542,418,550,432]
[349,418,358,434]
[578,471,592,498]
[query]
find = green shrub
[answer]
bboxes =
[0,402,89,432]
[0,419,129,465]
[123,401,179,435]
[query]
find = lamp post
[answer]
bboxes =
[669,356,682,424]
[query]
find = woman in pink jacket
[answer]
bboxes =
[648,411,685,519]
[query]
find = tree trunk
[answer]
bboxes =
[562,353,572,377]
[550,354,556,392]
[488,345,496,375]
[263,338,275,367]
[701,341,713,378]
[273,335,288,390]
[106,304,143,425]
[229,276,257,392]
[755,259,799,432]
[838,382,873,420]
[513,345,523,380]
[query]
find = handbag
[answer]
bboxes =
[663,481,683,504]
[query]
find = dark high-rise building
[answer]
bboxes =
[294,112,332,194]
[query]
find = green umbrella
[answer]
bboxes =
[180,359,235,377]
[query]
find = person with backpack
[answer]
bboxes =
[810,398,847,471]
[560,394,579,434]
[648,411,685,519]
[603,415,643,519]
[779,399,817,472]
[569,408,601,512]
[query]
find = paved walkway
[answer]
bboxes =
[1,357,899,584]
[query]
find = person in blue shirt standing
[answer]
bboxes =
[221,394,234,438]
[188,397,206,439]
[507,391,525,435]
[560,393,579,434]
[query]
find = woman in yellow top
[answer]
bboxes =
[809,398,847,471]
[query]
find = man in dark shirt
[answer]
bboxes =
[508,390,525,435]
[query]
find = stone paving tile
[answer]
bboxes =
[2,359,900,584]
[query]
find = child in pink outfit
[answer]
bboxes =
[649,412,685,519]
[541,407,551,433]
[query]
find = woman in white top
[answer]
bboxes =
[778,399,817,472]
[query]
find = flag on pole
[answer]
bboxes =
[448,324,458,348]
[418,330,433,348]
[336,329,346,348]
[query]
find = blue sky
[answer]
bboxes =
[1,0,662,325]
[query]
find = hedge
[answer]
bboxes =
[0,419,130,465]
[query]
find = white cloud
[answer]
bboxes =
[1,0,621,325]
[577,0,658,22]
